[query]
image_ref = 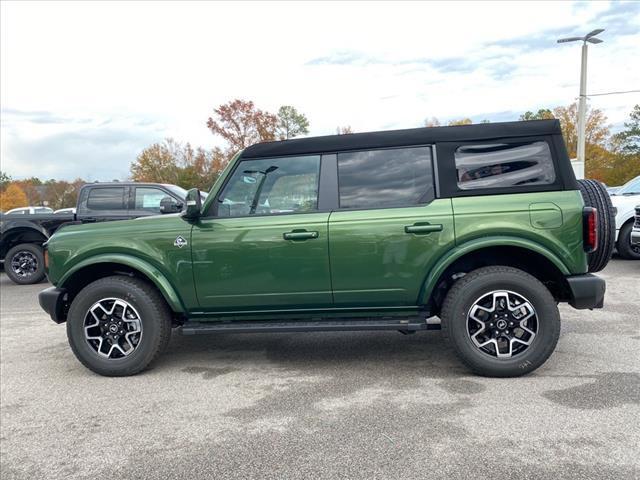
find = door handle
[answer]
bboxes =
[404,223,443,234]
[283,230,319,241]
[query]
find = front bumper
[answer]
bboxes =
[631,228,640,246]
[566,274,605,310]
[38,287,68,324]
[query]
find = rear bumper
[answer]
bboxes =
[566,274,605,310]
[631,228,640,246]
[38,287,68,324]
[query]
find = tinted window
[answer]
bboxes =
[337,147,434,209]
[217,155,320,217]
[87,187,125,210]
[455,141,555,190]
[135,187,172,213]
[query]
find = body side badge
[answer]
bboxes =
[174,236,188,248]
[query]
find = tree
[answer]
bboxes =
[519,109,554,121]
[612,104,640,155]
[448,118,473,126]
[552,103,610,160]
[130,138,182,185]
[276,106,310,140]
[0,183,28,211]
[130,138,224,191]
[43,179,85,210]
[336,126,353,135]
[206,99,278,154]
[13,177,43,206]
[0,171,11,192]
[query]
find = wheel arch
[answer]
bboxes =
[420,238,571,315]
[0,226,48,258]
[59,255,186,314]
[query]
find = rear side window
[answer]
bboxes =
[455,141,555,190]
[337,147,434,209]
[87,187,125,210]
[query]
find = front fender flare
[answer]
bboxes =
[419,236,570,305]
[59,254,186,313]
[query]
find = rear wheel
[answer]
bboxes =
[66,276,171,376]
[441,266,560,377]
[617,221,640,260]
[577,179,615,272]
[4,243,46,285]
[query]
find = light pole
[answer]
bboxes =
[557,28,604,165]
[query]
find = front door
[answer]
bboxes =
[328,146,454,307]
[192,154,332,311]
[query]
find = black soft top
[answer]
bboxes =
[242,119,562,159]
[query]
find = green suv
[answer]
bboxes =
[39,120,613,377]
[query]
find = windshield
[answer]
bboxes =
[616,176,640,195]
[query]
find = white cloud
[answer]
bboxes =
[1,0,639,181]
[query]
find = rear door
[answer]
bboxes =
[328,146,455,307]
[76,186,131,222]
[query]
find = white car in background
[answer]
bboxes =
[609,175,640,259]
[5,206,54,215]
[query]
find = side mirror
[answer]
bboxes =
[182,188,202,220]
[159,196,180,214]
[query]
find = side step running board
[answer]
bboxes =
[180,317,440,335]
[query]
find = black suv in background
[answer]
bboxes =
[0,182,193,285]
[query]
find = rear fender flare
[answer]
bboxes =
[419,236,570,305]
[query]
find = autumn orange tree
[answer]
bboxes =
[206,99,278,154]
[130,138,224,190]
[0,183,28,211]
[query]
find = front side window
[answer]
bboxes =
[87,187,125,210]
[455,141,555,190]
[337,147,434,209]
[135,187,173,213]
[217,155,320,217]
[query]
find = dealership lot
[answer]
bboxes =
[0,260,638,480]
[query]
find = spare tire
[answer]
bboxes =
[577,179,615,272]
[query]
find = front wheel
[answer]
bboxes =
[441,266,560,377]
[5,243,46,285]
[66,276,172,376]
[617,221,640,260]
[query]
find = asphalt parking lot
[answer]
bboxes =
[0,259,638,480]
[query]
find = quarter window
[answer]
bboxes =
[337,147,434,209]
[87,187,125,210]
[455,141,555,190]
[217,155,320,217]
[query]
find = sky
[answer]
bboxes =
[1,0,639,182]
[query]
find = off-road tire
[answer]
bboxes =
[617,221,640,260]
[577,179,615,272]
[441,266,561,377]
[66,276,171,376]
[4,243,46,285]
